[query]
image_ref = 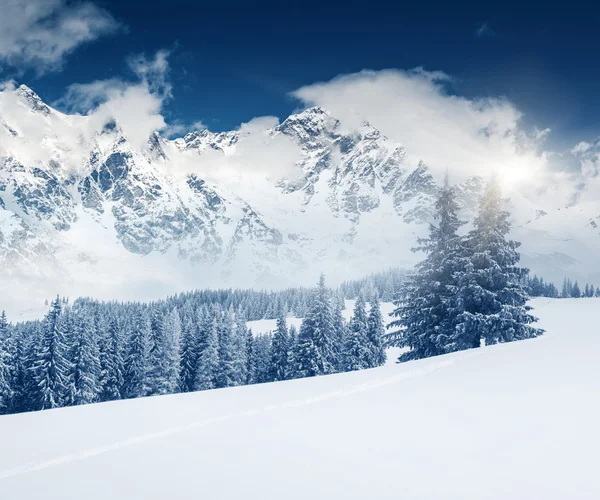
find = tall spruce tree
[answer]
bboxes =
[232,307,249,386]
[366,293,387,367]
[179,305,199,393]
[146,307,170,396]
[194,313,220,391]
[286,324,298,379]
[251,334,272,384]
[455,178,543,348]
[98,315,124,402]
[331,302,347,372]
[343,294,371,371]
[0,312,13,413]
[217,306,236,388]
[69,311,101,406]
[123,308,151,399]
[387,177,468,360]
[294,274,336,378]
[33,297,70,410]
[269,309,289,381]
[161,308,182,394]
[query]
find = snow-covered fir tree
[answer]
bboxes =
[161,308,182,394]
[245,327,255,385]
[343,293,371,371]
[293,274,336,378]
[269,309,289,382]
[68,311,101,406]
[232,307,249,386]
[145,307,170,396]
[217,306,237,388]
[179,303,199,393]
[331,303,347,372]
[250,334,272,384]
[98,315,124,402]
[123,308,151,399]
[286,324,298,379]
[387,176,468,360]
[194,312,220,391]
[366,293,386,367]
[33,297,71,409]
[454,177,543,348]
[0,311,13,413]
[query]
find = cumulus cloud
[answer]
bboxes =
[58,50,172,151]
[0,0,120,74]
[292,68,550,186]
[571,141,593,155]
[166,115,303,187]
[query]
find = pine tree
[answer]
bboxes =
[246,328,256,384]
[194,313,220,391]
[366,293,387,367]
[162,307,182,394]
[343,294,371,371]
[232,307,249,386]
[217,306,236,388]
[294,274,336,378]
[455,178,544,348]
[13,324,40,413]
[251,334,272,384]
[98,315,124,402]
[145,307,170,396]
[286,325,298,379]
[269,309,289,381]
[572,281,581,298]
[387,177,468,360]
[69,311,101,406]
[123,308,151,399]
[33,297,70,410]
[331,302,347,372]
[0,312,13,413]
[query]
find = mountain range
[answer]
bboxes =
[1,84,599,314]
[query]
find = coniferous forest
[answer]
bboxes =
[0,178,594,416]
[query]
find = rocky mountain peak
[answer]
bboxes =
[15,84,52,116]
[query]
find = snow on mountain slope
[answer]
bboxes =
[0,298,598,499]
[0,83,598,315]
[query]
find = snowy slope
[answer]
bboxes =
[0,298,598,499]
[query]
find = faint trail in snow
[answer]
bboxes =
[0,350,481,480]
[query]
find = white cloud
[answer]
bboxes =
[166,115,303,186]
[58,51,171,151]
[292,68,549,187]
[571,141,593,155]
[476,21,494,37]
[0,0,120,74]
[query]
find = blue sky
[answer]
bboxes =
[0,0,598,150]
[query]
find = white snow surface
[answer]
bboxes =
[0,297,598,499]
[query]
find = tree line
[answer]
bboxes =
[559,278,600,298]
[0,276,386,415]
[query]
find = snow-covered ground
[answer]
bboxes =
[0,298,598,499]
[247,299,395,335]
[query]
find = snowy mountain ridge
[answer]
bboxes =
[0,84,599,312]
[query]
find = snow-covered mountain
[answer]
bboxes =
[0,84,599,311]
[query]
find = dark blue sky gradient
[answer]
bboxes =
[10,0,600,146]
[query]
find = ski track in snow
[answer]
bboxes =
[0,350,481,481]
